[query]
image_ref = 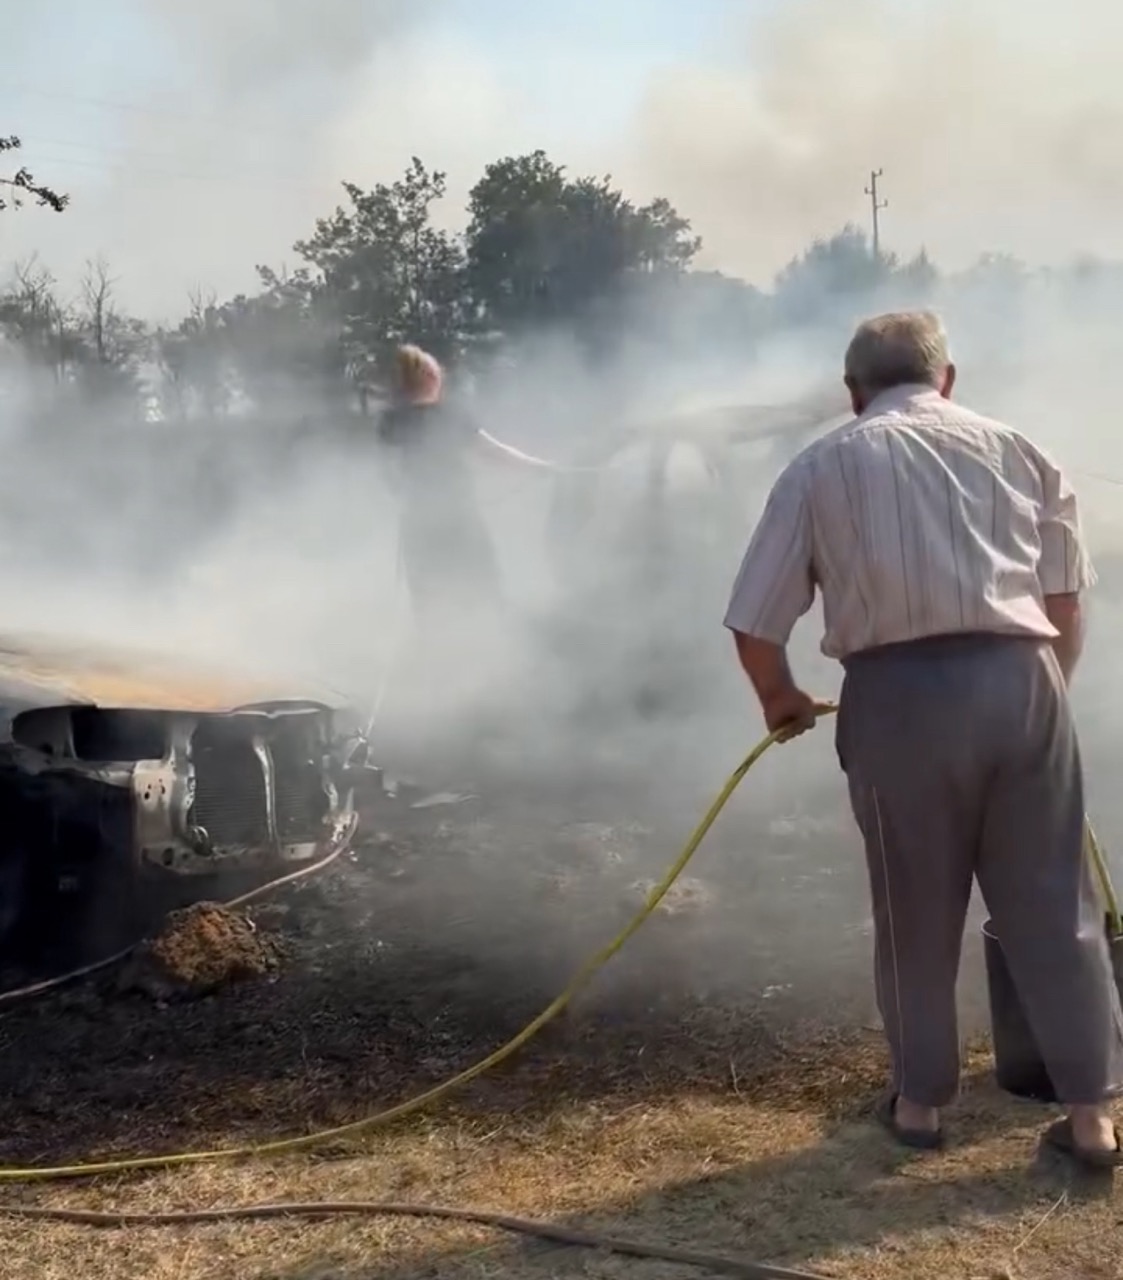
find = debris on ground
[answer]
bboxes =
[117,902,281,1002]
[768,813,849,840]
[628,875,714,915]
[559,820,650,867]
[410,790,478,810]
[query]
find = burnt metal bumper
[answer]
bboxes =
[134,709,354,875]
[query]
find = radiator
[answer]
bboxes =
[191,739,269,848]
[272,746,327,842]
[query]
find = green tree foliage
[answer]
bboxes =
[154,290,232,420]
[773,224,945,328]
[464,150,701,337]
[208,266,345,413]
[295,157,466,392]
[773,225,895,323]
[895,247,939,298]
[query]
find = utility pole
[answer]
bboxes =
[864,168,887,260]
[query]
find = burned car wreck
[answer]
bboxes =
[0,636,358,968]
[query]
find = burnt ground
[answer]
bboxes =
[0,781,893,1165]
[0,777,1111,1280]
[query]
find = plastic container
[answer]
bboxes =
[983,917,1123,1102]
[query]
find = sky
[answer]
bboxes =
[3,0,1123,318]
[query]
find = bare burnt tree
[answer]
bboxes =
[0,257,77,385]
[76,256,148,410]
[80,256,115,366]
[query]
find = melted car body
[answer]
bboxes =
[0,635,357,958]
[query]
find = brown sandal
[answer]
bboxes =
[875,1092,943,1151]
[1042,1117,1123,1170]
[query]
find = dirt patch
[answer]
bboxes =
[117,902,280,1002]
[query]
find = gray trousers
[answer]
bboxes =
[837,632,1123,1107]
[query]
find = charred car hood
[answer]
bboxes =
[0,634,356,886]
[0,633,347,730]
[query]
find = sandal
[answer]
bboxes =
[875,1091,943,1151]
[1042,1117,1123,1170]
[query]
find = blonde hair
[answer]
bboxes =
[395,344,443,404]
[844,311,951,396]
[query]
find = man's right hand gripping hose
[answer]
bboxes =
[0,707,840,1280]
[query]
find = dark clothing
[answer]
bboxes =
[378,401,501,618]
[378,402,475,508]
[836,632,1123,1106]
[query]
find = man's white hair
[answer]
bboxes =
[844,310,951,396]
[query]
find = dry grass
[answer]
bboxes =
[4,1040,1118,1280]
[1,801,1119,1280]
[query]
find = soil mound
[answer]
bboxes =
[119,902,280,1001]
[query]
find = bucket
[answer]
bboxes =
[983,917,1123,1102]
[982,919,1057,1101]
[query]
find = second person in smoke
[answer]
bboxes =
[378,344,504,626]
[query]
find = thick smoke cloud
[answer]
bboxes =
[622,0,1123,282]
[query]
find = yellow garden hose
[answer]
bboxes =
[1086,825,1123,937]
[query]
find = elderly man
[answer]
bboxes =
[724,310,1123,1165]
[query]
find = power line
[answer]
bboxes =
[26,132,265,164]
[1073,467,1123,489]
[19,135,324,190]
[0,82,300,145]
[21,150,323,192]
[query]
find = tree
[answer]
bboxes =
[956,251,1028,298]
[195,265,350,415]
[0,136,67,213]
[771,225,944,327]
[945,252,1032,375]
[606,268,769,379]
[0,257,148,421]
[0,258,82,388]
[773,224,895,324]
[154,288,232,420]
[464,150,701,339]
[893,247,940,300]
[76,256,148,410]
[294,157,466,395]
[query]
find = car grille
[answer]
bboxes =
[191,739,270,848]
[273,749,327,842]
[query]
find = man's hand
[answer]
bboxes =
[727,629,834,742]
[731,632,830,741]
[760,686,823,741]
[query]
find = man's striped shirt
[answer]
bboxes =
[724,384,1094,660]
